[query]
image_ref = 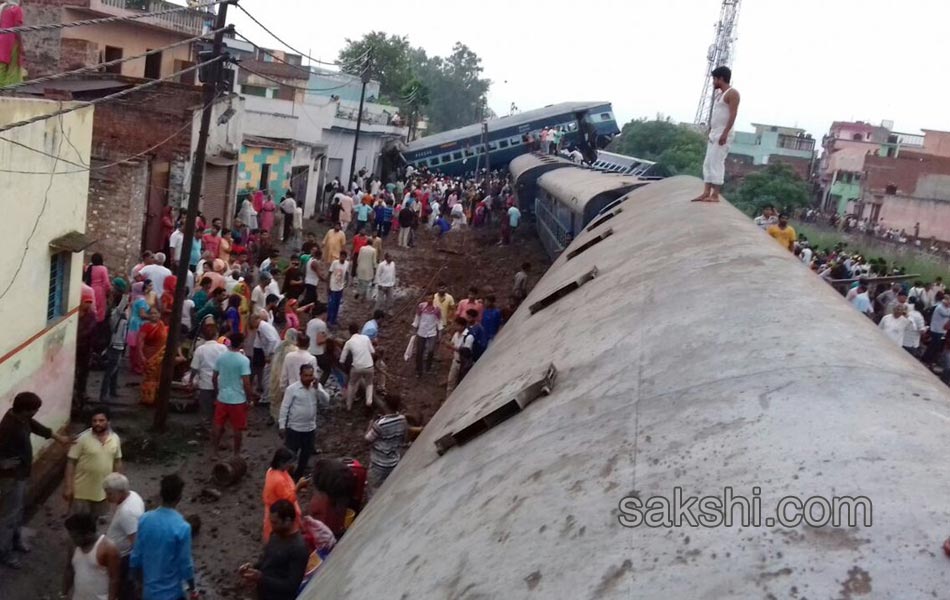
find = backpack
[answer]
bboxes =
[466,324,487,361]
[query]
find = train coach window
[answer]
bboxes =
[499,140,509,149]
[567,228,614,261]
[452,152,462,161]
[528,266,599,316]
[600,113,612,121]
[428,158,439,167]
[567,122,578,132]
[510,137,521,146]
[464,148,475,157]
[488,142,498,151]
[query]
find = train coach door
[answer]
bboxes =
[575,111,598,163]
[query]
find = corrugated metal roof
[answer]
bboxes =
[407,101,610,150]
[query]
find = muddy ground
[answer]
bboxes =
[1,218,548,600]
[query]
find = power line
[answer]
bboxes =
[0,112,67,303]
[0,55,224,135]
[0,0,225,35]
[239,64,356,93]
[0,26,227,93]
[232,31,368,73]
[0,92,225,176]
[235,5,369,69]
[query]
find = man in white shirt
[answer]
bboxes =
[281,334,317,389]
[306,311,331,384]
[800,246,813,266]
[250,314,281,404]
[904,300,926,356]
[169,223,184,269]
[103,472,144,558]
[412,295,443,378]
[189,320,228,419]
[327,251,350,327]
[278,365,328,479]
[139,253,172,299]
[879,305,911,346]
[374,254,396,312]
[280,194,297,242]
[251,273,280,316]
[340,323,375,410]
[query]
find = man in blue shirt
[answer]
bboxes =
[130,474,195,600]
[212,333,252,460]
[355,201,373,234]
[481,295,503,343]
[361,310,385,341]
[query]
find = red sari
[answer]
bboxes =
[139,321,168,406]
[160,276,178,326]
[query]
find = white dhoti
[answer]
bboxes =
[702,138,729,186]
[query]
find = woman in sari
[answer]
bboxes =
[224,294,243,335]
[138,307,168,406]
[259,194,277,234]
[262,447,306,542]
[268,328,299,424]
[83,253,111,323]
[218,229,233,264]
[232,281,252,332]
[127,281,152,375]
[160,275,178,325]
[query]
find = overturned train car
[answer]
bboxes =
[304,176,950,598]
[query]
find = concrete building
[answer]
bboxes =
[234,50,407,218]
[22,0,211,80]
[729,123,816,166]
[0,97,93,479]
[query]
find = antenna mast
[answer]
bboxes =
[694,0,742,126]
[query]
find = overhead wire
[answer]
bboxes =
[0,112,67,303]
[234,5,370,69]
[0,26,227,93]
[0,54,224,135]
[232,32,367,73]
[0,92,226,176]
[0,0,226,35]
[239,64,356,93]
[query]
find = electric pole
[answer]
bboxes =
[153,0,232,431]
[348,50,372,188]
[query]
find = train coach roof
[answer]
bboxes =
[406,101,610,151]
[304,176,950,598]
[536,168,644,213]
[509,152,578,184]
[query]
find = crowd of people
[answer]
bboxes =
[758,204,950,382]
[2,165,536,599]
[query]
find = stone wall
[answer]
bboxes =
[86,159,148,274]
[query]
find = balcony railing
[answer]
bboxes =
[91,0,210,35]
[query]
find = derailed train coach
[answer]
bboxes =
[304,176,950,598]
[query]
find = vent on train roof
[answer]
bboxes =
[567,228,613,261]
[434,363,558,456]
[528,266,598,315]
[586,207,622,232]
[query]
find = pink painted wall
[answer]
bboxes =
[923,131,950,158]
[877,195,950,241]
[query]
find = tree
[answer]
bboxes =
[610,119,706,176]
[338,32,413,104]
[731,163,810,215]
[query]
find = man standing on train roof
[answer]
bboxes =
[692,66,740,203]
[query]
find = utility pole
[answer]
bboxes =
[348,50,372,188]
[153,0,232,431]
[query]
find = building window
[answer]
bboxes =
[241,84,268,97]
[852,134,863,141]
[144,50,162,79]
[47,253,70,324]
[885,184,898,195]
[103,46,123,74]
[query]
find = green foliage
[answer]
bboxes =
[339,36,490,135]
[732,163,810,215]
[338,32,413,104]
[610,119,706,176]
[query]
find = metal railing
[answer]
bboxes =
[92,0,209,35]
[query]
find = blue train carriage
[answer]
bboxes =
[508,152,580,217]
[534,169,651,258]
[403,101,619,178]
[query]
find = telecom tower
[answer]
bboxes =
[694,0,742,126]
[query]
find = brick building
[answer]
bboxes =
[15,0,244,272]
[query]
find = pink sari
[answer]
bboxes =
[260,199,277,233]
[89,265,111,322]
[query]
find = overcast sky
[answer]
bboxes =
[231,0,950,138]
